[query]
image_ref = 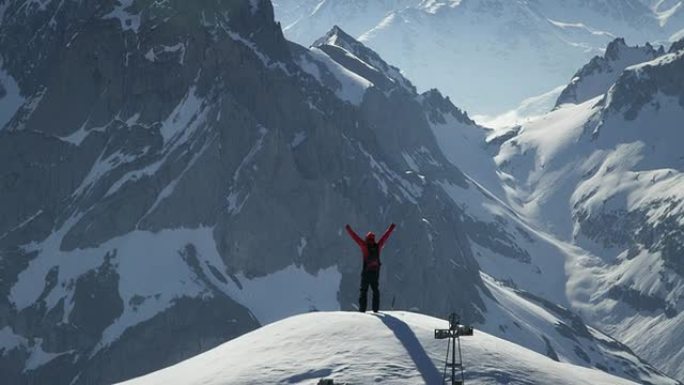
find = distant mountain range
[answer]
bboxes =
[274,0,684,115]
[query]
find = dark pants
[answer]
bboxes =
[359,269,380,312]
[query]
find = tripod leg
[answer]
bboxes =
[443,336,451,383]
[452,336,456,384]
[458,336,465,384]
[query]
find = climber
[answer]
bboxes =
[345,223,396,313]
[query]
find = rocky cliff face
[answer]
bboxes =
[0,1,486,383]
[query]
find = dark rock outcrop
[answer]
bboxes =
[0,2,486,384]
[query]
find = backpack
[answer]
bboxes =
[365,242,381,270]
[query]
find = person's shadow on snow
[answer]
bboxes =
[375,313,442,384]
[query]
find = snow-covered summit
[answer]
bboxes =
[119,311,638,385]
[555,38,665,107]
[311,25,416,94]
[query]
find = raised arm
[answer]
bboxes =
[378,223,396,249]
[345,224,365,247]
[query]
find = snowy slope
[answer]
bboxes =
[473,85,566,129]
[478,273,678,385]
[489,41,684,380]
[0,60,24,129]
[120,311,638,385]
[429,143,680,384]
[418,171,681,385]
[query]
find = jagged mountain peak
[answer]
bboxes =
[605,46,684,120]
[670,36,684,53]
[604,37,665,60]
[555,37,665,107]
[419,88,474,126]
[310,25,416,94]
[312,24,355,48]
[605,37,630,53]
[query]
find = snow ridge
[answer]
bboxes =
[555,38,665,107]
[119,311,639,385]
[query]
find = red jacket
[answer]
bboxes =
[345,223,396,271]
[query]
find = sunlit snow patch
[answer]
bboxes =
[103,0,141,33]
[0,63,25,129]
[306,47,372,105]
[226,265,341,325]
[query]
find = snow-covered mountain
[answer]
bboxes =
[293,26,682,384]
[0,1,681,384]
[555,37,665,107]
[119,311,641,385]
[274,0,683,115]
[0,1,482,383]
[486,37,684,381]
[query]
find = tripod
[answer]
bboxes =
[441,330,465,385]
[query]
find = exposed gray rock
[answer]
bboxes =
[607,285,678,318]
[555,38,664,107]
[606,48,684,120]
[669,37,684,53]
[0,1,487,383]
[542,335,560,361]
[419,88,474,126]
[463,215,531,264]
